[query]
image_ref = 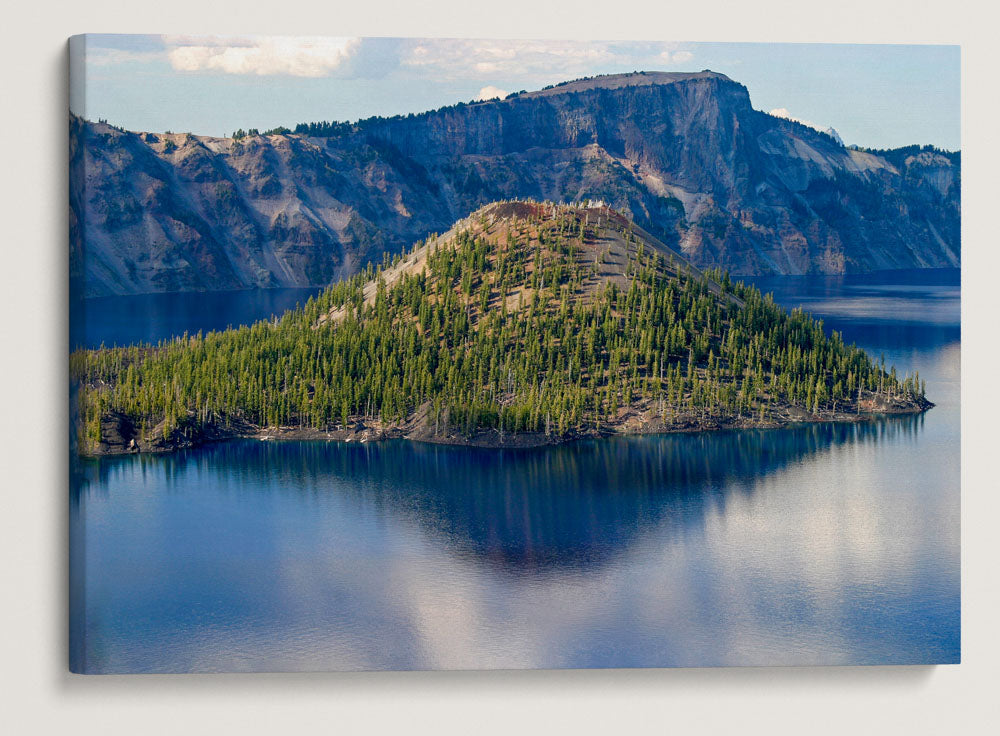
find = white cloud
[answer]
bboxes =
[474,85,509,101]
[770,108,844,145]
[165,36,360,77]
[768,107,822,129]
[661,50,694,64]
[401,39,693,81]
[87,36,695,83]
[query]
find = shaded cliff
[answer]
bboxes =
[70,71,960,297]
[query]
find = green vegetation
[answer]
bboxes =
[71,203,926,451]
[854,143,960,168]
[232,126,292,139]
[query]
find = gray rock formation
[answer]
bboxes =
[70,71,959,296]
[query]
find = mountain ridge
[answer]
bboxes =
[70,70,960,297]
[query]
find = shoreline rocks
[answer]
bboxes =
[79,397,933,457]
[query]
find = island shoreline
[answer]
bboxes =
[80,399,933,458]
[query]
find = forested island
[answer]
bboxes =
[71,201,931,456]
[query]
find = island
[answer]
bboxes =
[71,200,931,456]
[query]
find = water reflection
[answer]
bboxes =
[73,415,926,576]
[69,269,959,672]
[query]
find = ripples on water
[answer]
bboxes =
[70,270,960,673]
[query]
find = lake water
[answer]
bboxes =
[69,270,960,672]
[73,287,324,350]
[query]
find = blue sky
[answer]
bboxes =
[71,36,960,150]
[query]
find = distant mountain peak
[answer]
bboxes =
[822,127,845,146]
[768,107,844,145]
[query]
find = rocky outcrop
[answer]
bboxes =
[70,71,960,296]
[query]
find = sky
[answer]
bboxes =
[70,36,960,150]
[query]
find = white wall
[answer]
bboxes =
[1,2,997,734]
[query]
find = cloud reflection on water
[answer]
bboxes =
[70,269,960,672]
[72,410,956,672]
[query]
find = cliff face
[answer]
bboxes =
[70,71,960,296]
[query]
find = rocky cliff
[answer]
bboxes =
[70,71,960,296]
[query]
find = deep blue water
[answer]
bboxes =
[69,269,960,672]
[74,287,324,350]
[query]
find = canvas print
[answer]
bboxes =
[68,36,960,673]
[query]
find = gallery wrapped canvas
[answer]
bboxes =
[69,35,960,673]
